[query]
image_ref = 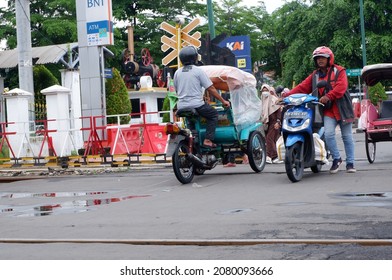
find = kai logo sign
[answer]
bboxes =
[218,35,251,72]
[226,41,245,51]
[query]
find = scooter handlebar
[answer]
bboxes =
[312,101,325,106]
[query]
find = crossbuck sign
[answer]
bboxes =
[160,18,201,66]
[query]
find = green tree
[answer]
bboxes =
[33,65,59,121]
[105,68,131,124]
[213,0,271,71]
[0,0,77,49]
[274,0,392,87]
[161,96,171,123]
[110,0,206,70]
[2,0,392,93]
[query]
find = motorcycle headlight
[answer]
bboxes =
[283,118,311,132]
[287,96,307,106]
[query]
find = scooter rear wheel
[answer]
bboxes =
[285,142,304,182]
[172,140,195,184]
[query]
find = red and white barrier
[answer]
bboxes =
[0,111,169,161]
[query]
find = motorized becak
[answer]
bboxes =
[165,65,266,184]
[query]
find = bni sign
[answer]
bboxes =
[86,0,114,46]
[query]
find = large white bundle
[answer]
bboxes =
[200,65,261,127]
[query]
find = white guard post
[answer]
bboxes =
[4,88,33,157]
[60,69,84,149]
[41,85,72,156]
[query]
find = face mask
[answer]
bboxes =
[262,91,270,97]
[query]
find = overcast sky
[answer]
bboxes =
[223,0,290,14]
[0,0,289,14]
[262,0,288,14]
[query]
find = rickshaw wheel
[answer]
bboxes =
[285,142,304,182]
[247,131,266,173]
[172,140,195,184]
[365,132,376,163]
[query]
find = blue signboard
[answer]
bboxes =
[104,68,113,78]
[218,35,252,73]
[86,20,114,46]
[86,0,114,46]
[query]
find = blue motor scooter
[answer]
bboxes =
[281,81,329,182]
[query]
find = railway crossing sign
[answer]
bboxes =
[160,18,201,66]
[161,49,178,66]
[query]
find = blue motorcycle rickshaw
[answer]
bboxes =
[165,65,267,184]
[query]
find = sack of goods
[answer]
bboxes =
[313,133,329,164]
[276,135,285,161]
[275,134,328,163]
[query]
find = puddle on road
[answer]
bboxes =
[0,191,110,199]
[0,193,151,217]
[331,192,392,208]
[218,208,253,215]
[336,192,390,198]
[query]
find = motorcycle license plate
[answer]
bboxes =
[285,111,307,118]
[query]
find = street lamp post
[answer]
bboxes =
[207,0,215,40]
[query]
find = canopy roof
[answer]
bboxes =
[362,63,392,86]
[0,43,114,70]
[0,43,78,69]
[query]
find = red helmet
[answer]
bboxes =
[312,46,334,66]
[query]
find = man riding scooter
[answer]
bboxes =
[282,46,356,174]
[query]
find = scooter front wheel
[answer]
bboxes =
[172,140,195,184]
[285,142,304,182]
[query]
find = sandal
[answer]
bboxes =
[202,141,217,148]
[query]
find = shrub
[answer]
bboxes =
[368,82,387,106]
[33,65,59,121]
[105,68,131,124]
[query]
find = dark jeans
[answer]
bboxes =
[196,103,218,141]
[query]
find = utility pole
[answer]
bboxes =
[359,0,367,67]
[207,0,216,40]
[15,0,34,118]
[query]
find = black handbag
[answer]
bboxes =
[337,89,355,124]
[333,69,355,124]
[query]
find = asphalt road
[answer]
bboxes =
[1,131,392,260]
